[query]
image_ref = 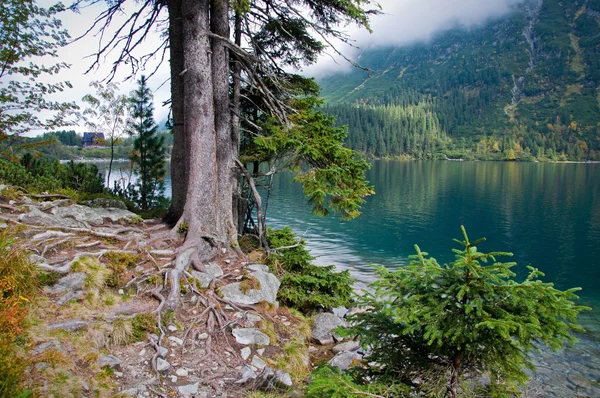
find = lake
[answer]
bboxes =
[100,159,600,395]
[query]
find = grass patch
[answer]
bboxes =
[273,338,310,382]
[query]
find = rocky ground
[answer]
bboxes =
[0,189,361,398]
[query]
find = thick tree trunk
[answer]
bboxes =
[211,0,236,245]
[232,11,243,235]
[164,0,187,225]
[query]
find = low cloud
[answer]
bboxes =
[303,0,526,78]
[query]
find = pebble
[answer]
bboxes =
[197,333,209,340]
[176,368,189,377]
[241,347,252,360]
[167,324,178,332]
[168,336,184,346]
[178,382,199,395]
[251,356,266,370]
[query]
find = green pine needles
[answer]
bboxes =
[344,226,589,397]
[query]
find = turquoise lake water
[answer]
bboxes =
[101,159,600,395]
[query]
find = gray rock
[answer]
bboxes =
[257,367,293,388]
[175,368,189,377]
[0,223,7,229]
[19,206,79,228]
[82,198,128,210]
[177,382,199,395]
[251,356,266,370]
[47,320,89,332]
[157,346,169,358]
[332,341,360,354]
[55,290,85,306]
[247,264,269,273]
[168,336,184,346]
[232,328,270,346]
[332,306,349,318]
[236,366,258,383]
[191,263,224,288]
[190,270,215,289]
[219,268,280,305]
[98,354,122,370]
[32,340,63,355]
[327,351,362,370]
[52,204,138,226]
[312,313,346,345]
[156,358,171,372]
[45,273,87,294]
[205,262,224,278]
[19,204,138,228]
[241,347,252,360]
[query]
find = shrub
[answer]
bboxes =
[267,227,353,313]
[344,226,589,397]
[0,231,39,397]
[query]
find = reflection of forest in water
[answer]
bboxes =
[92,159,600,304]
[266,161,600,303]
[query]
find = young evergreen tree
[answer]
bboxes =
[344,226,589,397]
[128,75,166,210]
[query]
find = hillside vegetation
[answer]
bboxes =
[320,0,600,161]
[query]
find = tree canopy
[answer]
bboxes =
[0,0,77,155]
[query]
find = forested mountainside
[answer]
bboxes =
[320,0,600,160]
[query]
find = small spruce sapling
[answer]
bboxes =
[344,226,589,397]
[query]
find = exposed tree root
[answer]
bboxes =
[36,249,137,274]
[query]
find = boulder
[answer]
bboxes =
[327,351,362,371]
[20,204,138,228]
[19,206,79,228]
[219,266,280,305]
[45,273,87,295]
[232,328,270,346]
[311,313,346,345]
[332,341,360,354]
[82,198,128,210]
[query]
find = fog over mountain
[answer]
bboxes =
[303,0,527,77]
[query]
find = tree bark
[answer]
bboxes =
[232,11,243,235]
[445,350,462,398]
[164,0,187,225]
[210,0,236,245]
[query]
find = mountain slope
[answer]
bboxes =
[319,0,600,160]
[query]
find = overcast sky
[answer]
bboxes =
[31,0,525,134]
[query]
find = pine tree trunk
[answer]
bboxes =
[178,0,231,247]
[445,350,462,398]
[232,11,243,234]
[211,0,236,244]
[164,0,187,225]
